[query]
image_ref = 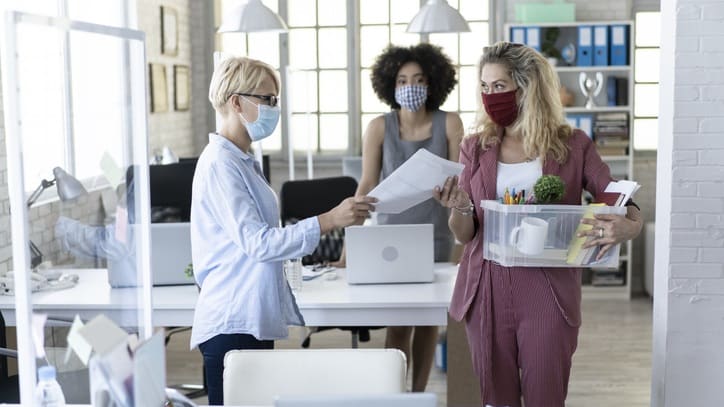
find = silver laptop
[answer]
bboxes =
[274,393,436,407]
[150,222,195,286]
[345,224,434,284]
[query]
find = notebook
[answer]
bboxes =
[274,393,436,407]
[345,224,434,284]
[150,222,195,286]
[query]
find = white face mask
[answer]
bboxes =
[240,96,280,141]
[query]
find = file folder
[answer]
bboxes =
[594,25,609,66]
[607,76,618,106]
[577,26,593,66]
[526,27,541,51]
[511,27,526,44]
[565,115,579,129]
[578,115,593,137]
[610,25,629,65]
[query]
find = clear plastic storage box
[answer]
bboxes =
[480,200,627,268]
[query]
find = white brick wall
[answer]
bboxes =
[653,0,724,404]
[138,0,196,159]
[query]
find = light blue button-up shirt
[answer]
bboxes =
[189,133,320,349]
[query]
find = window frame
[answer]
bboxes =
[218,0,492,161]
[632,9,661,151]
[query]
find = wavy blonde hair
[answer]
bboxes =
[469,42,572,163]
[208,56,280,115]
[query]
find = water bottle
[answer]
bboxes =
[35,365,66,407]
[284,258,303,291]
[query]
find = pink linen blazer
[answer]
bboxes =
[449,129,614,327]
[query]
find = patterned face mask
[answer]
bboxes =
[395,85,428,112]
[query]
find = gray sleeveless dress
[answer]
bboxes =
[377,110,453,262]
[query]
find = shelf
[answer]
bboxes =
[601,155,630,162]
[582,284,630,300]
[506,20,633,28]
[555,66,632,72]
[564,106,630,113]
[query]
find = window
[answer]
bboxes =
[633,11,660,151]
[360,0,490,144]
[216,0,282,152]
[218,0,491,156]
[3,0,128,191]
[287,0,349,153]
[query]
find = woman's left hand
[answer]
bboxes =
[580,212,642,260]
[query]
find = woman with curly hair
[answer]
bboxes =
[340,43,464,391]
[434,42,642,406]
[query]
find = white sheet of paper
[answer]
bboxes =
[66,315,92,365]
[368,148,464,214]
[99,151,124,189]
[77,314,129,356]
[133,332,166,407]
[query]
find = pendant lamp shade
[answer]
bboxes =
[217,0,288,33]
[406,0,471,34]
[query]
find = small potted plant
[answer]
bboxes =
[532,175,566,204]
[541,27,562,66]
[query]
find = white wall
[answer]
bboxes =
[652,0,724,405]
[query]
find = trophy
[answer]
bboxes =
[578,72,604,109]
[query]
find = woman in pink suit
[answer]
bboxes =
[433,42,642,407]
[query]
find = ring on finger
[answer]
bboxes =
[598,228,604,238]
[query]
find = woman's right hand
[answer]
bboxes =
[318,196,377,233]
[433,176,471,211]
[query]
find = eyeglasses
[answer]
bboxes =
[230,92,279,107]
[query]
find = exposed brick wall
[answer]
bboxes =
[138,0,196,159]
[652,0,724,404]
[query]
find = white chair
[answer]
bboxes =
[222,348,407,405]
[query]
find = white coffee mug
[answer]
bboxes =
[509,217,549,256]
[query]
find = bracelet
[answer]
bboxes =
[453,202,475,216]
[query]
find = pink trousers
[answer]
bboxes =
[464,266,579,407]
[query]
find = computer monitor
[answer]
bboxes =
[149,159,197,222]
[125,158,198,223]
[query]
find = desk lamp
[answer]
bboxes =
[406,0,471,34]
[26,167,88,267]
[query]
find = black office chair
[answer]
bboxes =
[279,176,381,348]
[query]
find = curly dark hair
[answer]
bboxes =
[370,43,457,111]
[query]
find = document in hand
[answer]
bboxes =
[369,148,464,214]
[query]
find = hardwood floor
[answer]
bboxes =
[165,297,652,406]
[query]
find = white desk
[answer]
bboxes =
[0,263,457,327]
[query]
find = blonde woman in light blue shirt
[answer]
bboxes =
[191,56,376,405]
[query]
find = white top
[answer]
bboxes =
[189,133,321,348]
[496,158,542,201]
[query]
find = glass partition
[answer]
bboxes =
[1,10,151,403]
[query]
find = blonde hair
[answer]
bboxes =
[208,56,280,115]
[470,42,572,163]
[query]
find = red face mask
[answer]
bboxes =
[482,89,519,127]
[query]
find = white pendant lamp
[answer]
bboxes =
[406,0,471,34]
[217,0,288,33]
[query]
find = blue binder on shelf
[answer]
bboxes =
[610,25,629,65]
[577,26,593,67]
[607,77,618,106]
[566,114,593,138]
[526,27,541,51]
[578,114,594,137]
[593,25,609,66]
[511,26,526,44]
